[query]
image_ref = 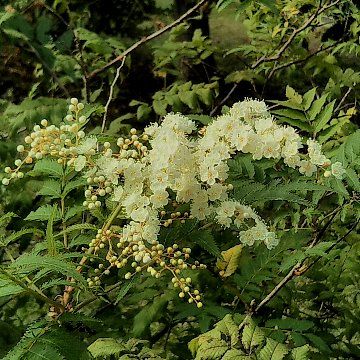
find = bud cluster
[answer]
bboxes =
[85,226,205,307]
[2,98,87,186]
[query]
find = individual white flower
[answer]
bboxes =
[190,195,210,220]
[112,186,124,201]
[74,155,86,171]
[262,136,281,159]
[250,222,269,241]
[150,190,169,208]
[214,162,229,181]
[207,183,227,202]
[216,215,232,228]
[131,206,149,223]
[77,136,97,155]
[200,166,218,185]
[284,155,301,169]
[176,179,201,203]
[254,117,274,134]
[331,162,346,179]
[232,124,252,151]
[215,200,236,226]
[230,98,268,123]
[282,127,299,142]
[282,140,300,158]
[264,232,278,249]
[96,156,121,184]
[299,160,317,176]
[239,229,256,246]
[307,139,328,166]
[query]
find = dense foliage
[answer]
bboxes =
[0,0,359,359]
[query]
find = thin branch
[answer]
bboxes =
[253,216,359,314]
[335,87,352,113]
[210,83,238,116]
[26,42,70,97]
[254,264,298,313]
[60,203,124,312]
[89,0,211,78]
[267,42,338,80]
[101,56,127,133]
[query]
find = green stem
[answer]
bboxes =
[4,249,50,300]
[103,203,123,231]
[0,268,65,312]
[73,281,122,312]
[60,168,68,249]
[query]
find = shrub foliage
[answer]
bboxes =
[0,0,359,359]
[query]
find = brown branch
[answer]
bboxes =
[210,83,238,116]
[251,0,340,69]
[266,42,338,80]
[88,0,211,78]
[335,87,352,113]
[252,215,359,314]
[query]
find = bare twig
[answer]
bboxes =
[267,42,337,80]
[335,87,352,113]
[251,0,340,69]
[101,56,127,133]
[254,264,299,313]
[210,83,238,116]
[89,0,211,78]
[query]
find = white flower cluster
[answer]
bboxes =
[197,99,345,180]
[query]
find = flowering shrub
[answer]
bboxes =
[1,97,347,311]
[0,1,359,358]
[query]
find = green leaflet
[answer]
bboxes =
[37,180,62,198]
[54,223,97,238]
[31,159,64,178]
[242,317,265,350]
[115,277,137,305]
[192,229,221,258]
[313,100,335,133]
[62,178,87,197]
[25,205,62,222]
[0,228,39,247]
[132,292,173,337]
[0,276,24,298]
[88,338,125,358]
[10,253,87,287]
[291,345,310,360]
[258,338,289,360]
